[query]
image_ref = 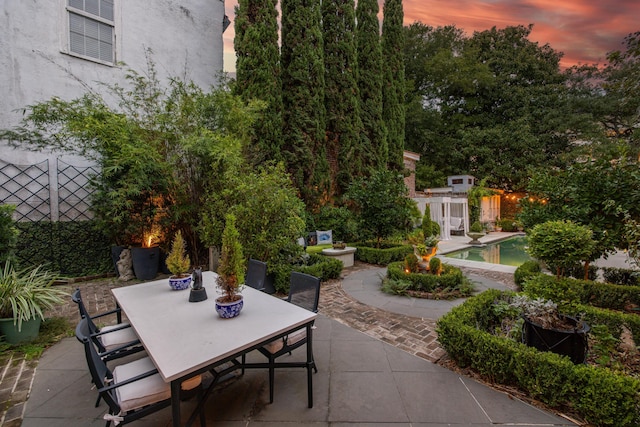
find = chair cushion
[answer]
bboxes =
[264,329,307,354]
[98,325,139,351]
[316,230,332,245]
[113,357,170,412]
[113,357,201,412]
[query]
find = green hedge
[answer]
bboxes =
[387,261,468,292]
[522,274,640,312]
[601,267,640,286]
[15,220,112,276]
[352,242,413,265]
[270,253,343,294]
[437,290,640,426]
[514,260,541,287]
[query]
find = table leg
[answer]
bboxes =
[306,323,314,408]
[171,380,181,427]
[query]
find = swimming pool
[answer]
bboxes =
[444,236,533,267]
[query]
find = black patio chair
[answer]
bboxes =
[77,321,204,427]
[72,288,144,362]
[244,259,267,292]
[257,271,320,404]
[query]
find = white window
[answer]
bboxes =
[67,0,114,64]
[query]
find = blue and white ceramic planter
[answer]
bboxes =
[215,297,243,318]
[168,275,192,291]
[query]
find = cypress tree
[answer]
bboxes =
[233,0,282,165]
[322,0,364,199]
[356,0,387,169]
[281,0,328,207]
[381,0,406,170]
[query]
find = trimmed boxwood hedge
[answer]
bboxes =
[522,273,640,313]
[352,242,413,265]
[387,261,467,292]
[270,253,343,294]
[437,289,640,426]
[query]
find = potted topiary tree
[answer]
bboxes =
[215,214,246,318]
[518,220,595,363]
[0,262,67,343]
[166,231,192,290]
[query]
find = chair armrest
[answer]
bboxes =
[90,307,123,322]
[92,323,132,337]
[98,368,159,393]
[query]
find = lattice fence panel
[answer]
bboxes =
[57,159,98,220]
[0,159,50,221]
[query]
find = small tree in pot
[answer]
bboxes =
[215,214,246,317]
[166,231,192,290]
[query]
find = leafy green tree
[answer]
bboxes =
[1,61,261,264]
[520,157,640,276]
[322,0,366,198]
[345,169,412,247]
[356,0,387,168]
[281,0,328,207]
[381,0,405,171]
[233,0,283,165]
[199,163,306,269]
[403,24,589,191]
[527,220,595,279]
[565,31,640,160]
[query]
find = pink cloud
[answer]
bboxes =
[223,0,639,72]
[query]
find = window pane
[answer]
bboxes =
[85,19,99,39]
[100,41,113,62]
[69,32,85,56]
[69,0,83,10]
[85,0,100,16]
[101,0,114,20]
[69,12,83,32]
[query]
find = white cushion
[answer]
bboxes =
[264,329,307,354]
[316,230,332,245]
[112,357,201,413]
[113,357,170,413]
[450,217,462,228]
[98,325,139,351]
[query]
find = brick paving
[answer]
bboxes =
[0,263,515,426]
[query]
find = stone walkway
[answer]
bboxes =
[0,262,515,427]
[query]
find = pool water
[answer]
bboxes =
[445,236,533,267]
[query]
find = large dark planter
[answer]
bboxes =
[0,317,41,344]
[130,246,160,281]
[523,315,590,364]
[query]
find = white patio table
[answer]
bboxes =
[112,271,317,427]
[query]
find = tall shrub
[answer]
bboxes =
[281,0,328,208]
[234,0,282,165]
[381,0,405,170]
[322,0,367,198]
[356,0,387,168]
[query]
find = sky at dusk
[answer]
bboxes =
[222,0,639,73]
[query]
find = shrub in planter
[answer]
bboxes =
[428,257,442,275]
[404,254,419,273]
[387,261,472,296]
